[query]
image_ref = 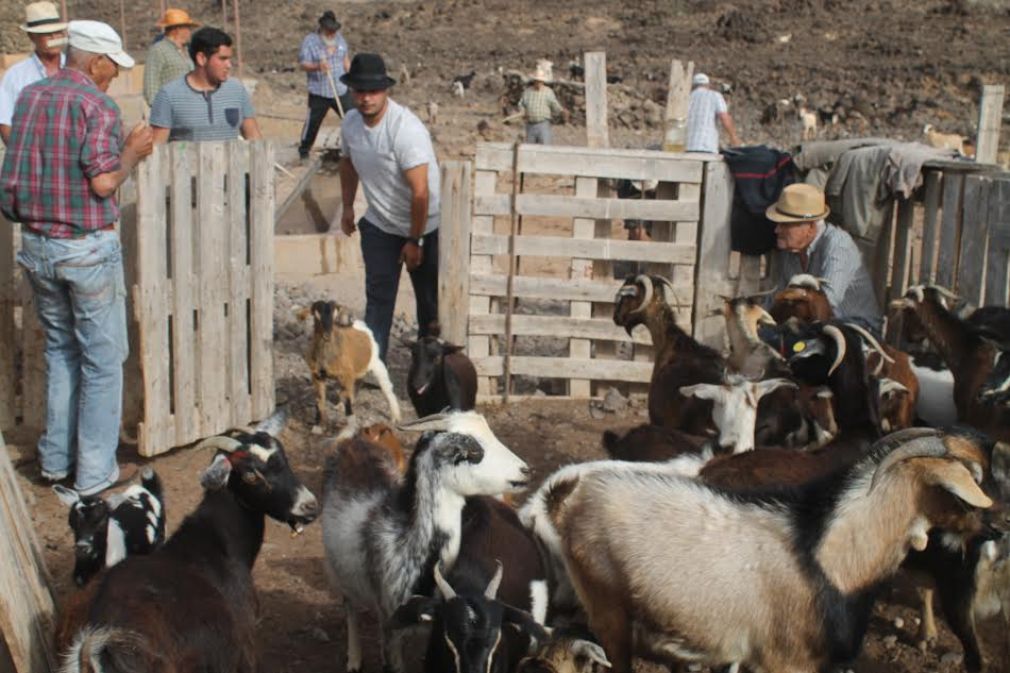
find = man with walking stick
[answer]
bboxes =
[297,10,351,161]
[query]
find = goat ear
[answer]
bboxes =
[570,639,613,670]
[200,454,233,491]
[922,460,993,509]
[52,484,80,507]
[503,606,549,649]
[389,595,438,629]
[679,383,721,401]
[755,378,797,399]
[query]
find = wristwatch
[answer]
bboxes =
[408,236,424,248]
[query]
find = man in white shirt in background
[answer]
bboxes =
[0,2,67,145]
[685,72,741,153]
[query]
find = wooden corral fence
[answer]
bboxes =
[439,144,733,399]
[0,141,276,457]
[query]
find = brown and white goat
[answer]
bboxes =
[719,294,782,379]
[770,273,834,324]
[613,275,724,435]
[548,430,997,673]
[299,300,401,433]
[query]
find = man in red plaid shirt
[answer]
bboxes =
[0,20,153,497]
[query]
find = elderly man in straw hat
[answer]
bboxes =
[0,2,67,144]
[767,183,881,333]
[1,20,153,496]
[518,62,568,145]
[143,8,200,106]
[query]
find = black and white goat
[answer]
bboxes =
[321,411,531,673]
[56,410,319,673]
[53,468,166,587]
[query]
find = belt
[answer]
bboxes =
[25,223,116,239]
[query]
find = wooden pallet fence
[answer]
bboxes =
[462,143,709,399]
[135,141,275,457]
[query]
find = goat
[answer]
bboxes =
[924,123,966,155]
[452,80,466,98]
[679,376,797,453]
[321,411,531,673]
[613,274,724,434]
[427,100,439,125]
[407,325,478,417]
[53,468,166,587]
[57,410,320,673]
[798,104,817,140]
[719,294,782,379]
[391,559,548,673]
[890,285,1010,441]
[299,300,400,433]
[601,424,705,463]
[518,635,612,673]
[357,422,408,475]
[548,429,998,673]
[453,70,477,91]
[770,273,834,323]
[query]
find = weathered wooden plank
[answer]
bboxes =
[584,51,609,148]
[17,231,46,432]
[468,169,497,397]
[920,170,942,283]
[227,142,252,428]
[196,142,229,437]
[889,197,915,302]
[249,141,276,418]
[438,162,472,347]
[170,144,198,446]
[0,219,14,429]
[0,430,57,673]
[472,234,695,264]
[470,273,694,305]
[470,314,653,345]
[957,176,989,306]
[474,355,653,382]
[135,146,173,457]
[474,142,707,183]
[936,172,964,289]
[673,183,700,290]
[569,176,598,397]
[693,161,733,347]
[985,179,1010,306]
[473,192,699,221]
[976,84,1005,165]
[664,59,693,144]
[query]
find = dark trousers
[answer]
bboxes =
[298,92,354,157]
[359,218,439,362]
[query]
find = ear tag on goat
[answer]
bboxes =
[793,341,807,353]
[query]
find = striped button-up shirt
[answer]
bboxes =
[774,221,882,332]
[143,37,194,105]
[299,31,348,98]
[520,86,563,124]
[0,51,65,125]
[0,69,122,238]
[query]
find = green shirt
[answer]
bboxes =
[143,38,194,106]
[520,86,563,124]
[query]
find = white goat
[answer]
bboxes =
[321,411,531,673]
[680,376,796,453]
[798,104,817,140]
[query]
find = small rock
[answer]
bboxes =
[893,617,905,629]
[602,387,628,413]
[913,617,922,626]
[882,635,898,648]
[311,425,324,435]
[588,403,606,420]
[533,389,547,397]
[940,652,964,666]
[310,627,331,643]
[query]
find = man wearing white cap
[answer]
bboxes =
[0,20,154,497]
[0,2,68,144]
[685,72,740,153]
[519,64,568,145]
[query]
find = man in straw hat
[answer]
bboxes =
[338,53,440,362]
[143,8,200,106]
[518,62,568,145]
[0,2,67,144]
[686,72,740,153]
[766,183,881,333]
[297,9,352,160]
[0,20,154,496]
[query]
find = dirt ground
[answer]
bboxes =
[4,0,1010,671]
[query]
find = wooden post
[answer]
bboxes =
[438,161,473,348]
[249,140,276,419]
[0,219,14,430]
[221,0,227,30]
[584,52,608,148]
[976,84,1004,165]
[60,0,67,21]
[119,0,128,48]
[664,59,694,150]
[231,0,243,78]
[693,160,733,347]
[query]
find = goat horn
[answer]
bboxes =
[433,562,456,600]
[822,324,847,377]
[879,378,909,395]
[484,560,504,599]
[654,276,679,306]
[869,433,949,491]
[747,288,778,299]
[844,323,894,367]
[757,308,777,326]
[195,436,243,453]
[398,413,451,432]
[625,275,654,316]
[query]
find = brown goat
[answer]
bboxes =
[518,636,612,673]
[868,345,919,432]
[299,300,401,432]
[357,422,408,475]
[770,274,834,324]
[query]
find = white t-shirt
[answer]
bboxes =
[0,52,65,126]
[340,99,440,236]
[685,87,728,154]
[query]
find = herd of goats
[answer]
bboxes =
[46,271,1010,673]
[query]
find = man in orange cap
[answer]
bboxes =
[143,8,200,105]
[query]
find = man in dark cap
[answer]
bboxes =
[338,53,440,363]
[297,10,351,160]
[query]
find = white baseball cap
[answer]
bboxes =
[693,73,710,86]
[68,20,134,69]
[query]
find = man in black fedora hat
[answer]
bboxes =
[297,9,351,160]
[338,53,440,364]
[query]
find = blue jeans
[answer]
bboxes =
[18,230,128,496]
[359,219,439,361]
[526,121,552,144]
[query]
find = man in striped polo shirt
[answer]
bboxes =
[519,64,568,145]
[150,26,260,143]
[767,184,881,334]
